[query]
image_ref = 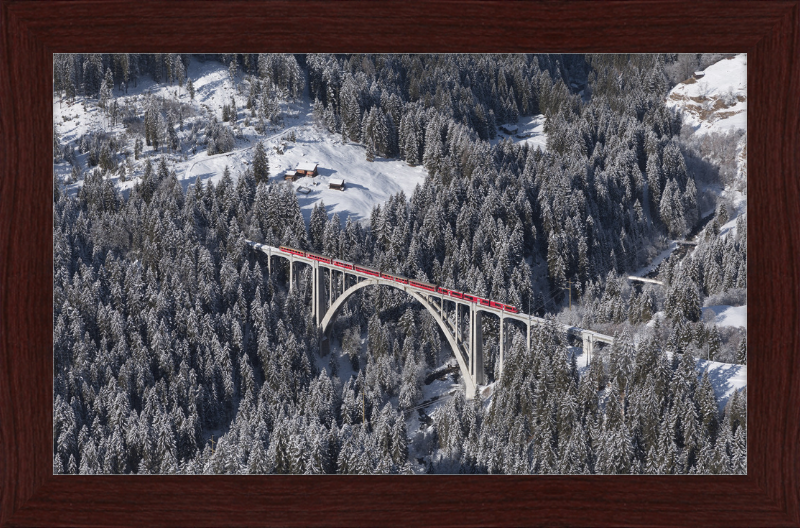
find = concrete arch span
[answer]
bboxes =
[319,278,478,399]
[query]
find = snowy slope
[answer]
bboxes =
[695,357,746,411]
[55,59,429,228]
[667,54,747,135]
[667,54,748,333]
[264,130,428,226]
[702,305,747,329]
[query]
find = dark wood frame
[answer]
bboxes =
[1,1,798,526]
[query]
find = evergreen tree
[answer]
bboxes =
[736,337,746,365]
[252,141,269,184]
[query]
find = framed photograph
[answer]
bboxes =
[2,1,799,526]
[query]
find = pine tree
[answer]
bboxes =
[696,371,719,443]
[309,201,327,252]
[707,325,721,361]
[99,68,114,111]
[252,141,269,184]
[229,60,238,83]
[736,337,746,365]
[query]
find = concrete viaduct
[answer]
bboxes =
[246,240,614,399]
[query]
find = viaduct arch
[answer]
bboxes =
[318,277,478,398]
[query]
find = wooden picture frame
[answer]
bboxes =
[1,1,798,525]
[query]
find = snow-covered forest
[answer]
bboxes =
[53,53,746,474]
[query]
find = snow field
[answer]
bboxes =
[667,54,747,134]
[55,59,431,229]
[702,304,747,329]
[269,130,428,226]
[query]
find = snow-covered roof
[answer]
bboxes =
[329,178,344,186]
[694,70,705,76]
[285,170,296,175]
[296,162,318,172]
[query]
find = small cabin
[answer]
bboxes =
[694,70,705,78]
[329,178,345,191]
[499,124,518,135]
[295,162,318,177]
[284,170,299,182]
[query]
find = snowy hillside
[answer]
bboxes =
[54,59,428,228]
[264,132,428,226]
[668,54,747,332]
[667,54,746,135]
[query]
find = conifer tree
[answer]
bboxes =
[252,141,269,185]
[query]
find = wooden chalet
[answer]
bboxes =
[499,124,518,135]
[329,178,345,191]
[295,162,318,177]
[284,170,299,182]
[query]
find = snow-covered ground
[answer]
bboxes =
[667,54,747,135]
[55,59,429,228]
[670,54,748,224]
[54,59,550,229]
[493,114,548,150]
[667,54,747,332]
[269,132,428,226]
[695,357,746,411]
[702,304,747,329]
[572,343,745,412]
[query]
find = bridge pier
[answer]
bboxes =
[582,333,594,366]
[289,257,294,291]
[456,304,460,344]
[499,312,504,379]
[470,306,484,386]
[527,321,531,354]
[312,262,326,327]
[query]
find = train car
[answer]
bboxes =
[437,286,464,299]
[306,251,332,264]
[354,265,380,277]
[478,297,491,307]
[462,293,479,303]
[332,260,354,270]
[408,279,437,292]
[489,300,519,313]
[379,272,410,285]
[279,246,305,257]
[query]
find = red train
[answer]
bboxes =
[277,246,518,313]
[306,251,332,264]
